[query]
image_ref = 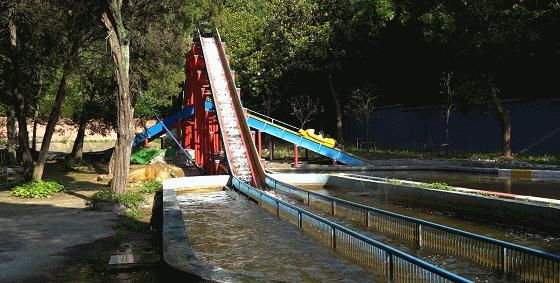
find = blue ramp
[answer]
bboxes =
[131,106,193,148]
[245,110,369,166]
[131,101,216,148]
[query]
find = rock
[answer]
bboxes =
[127,162,185,183]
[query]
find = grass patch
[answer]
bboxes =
[346,146,560,166]
[415,182,456,191]
[115,208,148,232]
[91,189,146,209]
[140,180,162,194]
[10,180,65,198]
[383,178,402,185]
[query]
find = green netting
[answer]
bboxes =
[130,148,164,164]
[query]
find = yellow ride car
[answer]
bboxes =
[298,129,337,148]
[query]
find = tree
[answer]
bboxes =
[345,86,377,142]
[440,71,455,145]
[488,77,512,159]
[102,1,134,194]
[290,96,324,129]
[69,45,115,162]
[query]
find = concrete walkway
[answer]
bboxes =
[0,188,116,282]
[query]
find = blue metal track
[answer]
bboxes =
[131,102,216,148]
[131,106,193,148]
[246,114,369,166]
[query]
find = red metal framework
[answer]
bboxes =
[182,43,223,174]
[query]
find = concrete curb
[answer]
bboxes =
[498,168,560,181]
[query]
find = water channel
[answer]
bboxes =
[177,188,382,282]
[275,183,560,282]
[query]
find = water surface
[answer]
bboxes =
[178,189,381,282]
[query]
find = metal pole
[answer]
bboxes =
[294,144,299,168]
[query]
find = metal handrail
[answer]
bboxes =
[232,176,471,283]
[246,108,301,133]
[265,175,560,263]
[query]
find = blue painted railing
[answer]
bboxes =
[266,174,560,283]
[232,176,471,282]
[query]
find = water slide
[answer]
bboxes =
[198,32,266,188]
[132,31,367,186]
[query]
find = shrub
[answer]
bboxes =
[114,192,146,209]
[10,180,65,198]
[140,180,162,194]
[415,182,456,191]
[91,189,146,209]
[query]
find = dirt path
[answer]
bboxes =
[0,164,117,282]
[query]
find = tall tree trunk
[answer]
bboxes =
[366,117,370,142]
[491,85,512,159]
[6,98,17,165]
[103,2,134,194]
[70,103,88,162]
[32,102,40,154]
[328,73,344,143]
[32,74,42,152]
[32,59,75,180]
[9,6,33,180]
[443,107,451,145]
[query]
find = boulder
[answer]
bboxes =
[128,162,185,182]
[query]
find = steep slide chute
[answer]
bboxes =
[199,31,266,188]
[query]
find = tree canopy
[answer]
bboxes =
[1,0,558,185]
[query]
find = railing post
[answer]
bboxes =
[332,200,336,215]
[416,223,422,248]
[298,212,302,228]
[386,254,394,280]
[364,209,369,227]
[331,226,336,249]
[501,246,506,275]
[307,191,310,205]
[276,200,280,216]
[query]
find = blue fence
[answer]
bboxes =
[265,175,560,283]
[232,176,471,282]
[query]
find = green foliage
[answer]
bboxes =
[140,180,162,194]
[383,178,402,185]
[91,189,146,209]
[10,180,65,198]
[415,182,456,191]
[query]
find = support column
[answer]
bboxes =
[257,131,262,158]
[294,144,299,168]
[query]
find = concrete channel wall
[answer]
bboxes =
[271,166,560,181]
[270,173,560,233]
[162,175,257,282]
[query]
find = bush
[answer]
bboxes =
[91,189,146,209]
[10,180,65,198]
[140,180,162,194]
